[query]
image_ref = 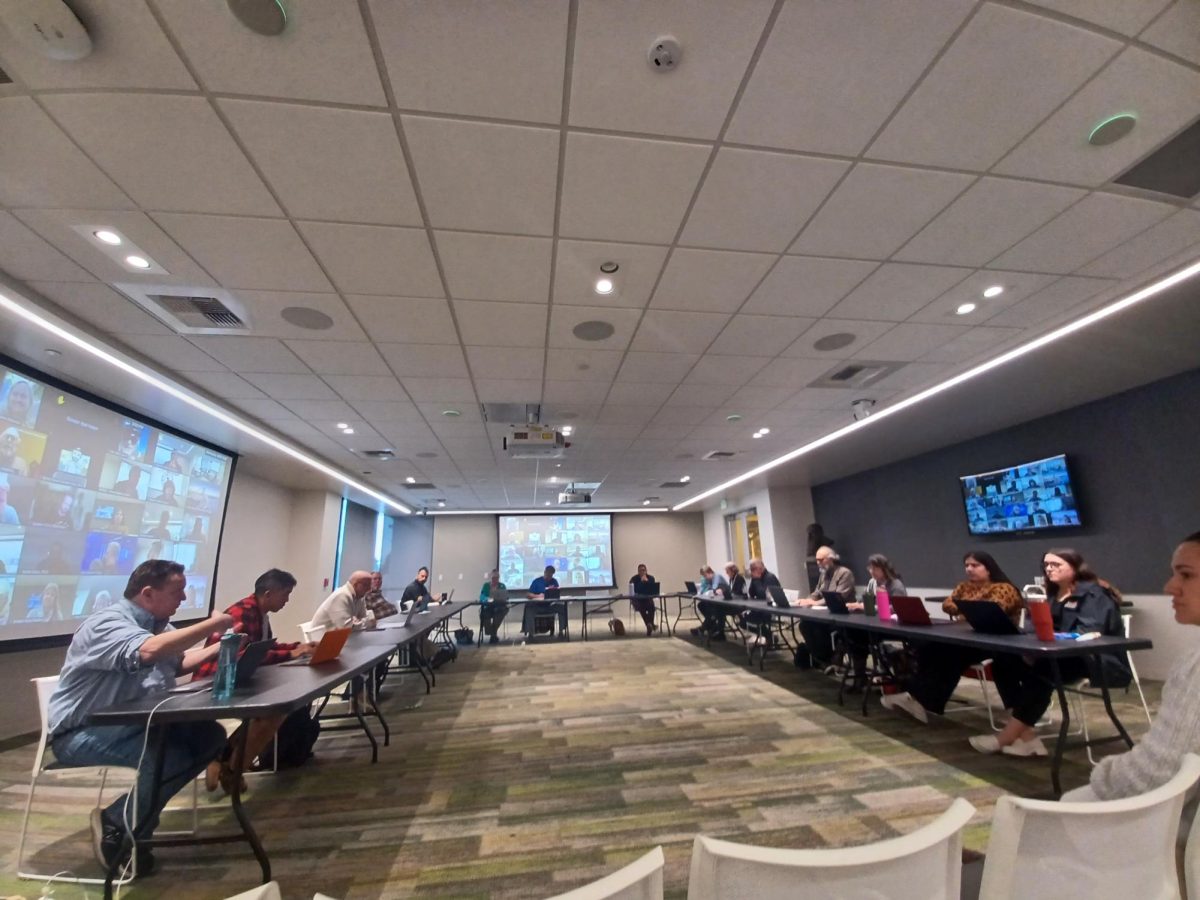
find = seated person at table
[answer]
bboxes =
[1060,533,1200,820]
[970,548,1130,758]
[882,550,1024,724]
[312,570,376,631]
[196,568,316,794]
[795,546,857,671]
[363,570,398,622]
[744,558,782,645]
[628,563,659,635]
[698,566,714,594]
[47,560,233,875]
[694,565,731,639]
[838,554,908,690]
[400,566,435,611]
[523,565,567,636]
[479,569,509,643]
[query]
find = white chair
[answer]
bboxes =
[979,753,1200,899]
[545,846,664,900]
[222,882,282,900]
[782,588,801,604]
[686,799,974,900]
[1183,796,1200,898]
[17,676,197,885]
[299,619,326,643]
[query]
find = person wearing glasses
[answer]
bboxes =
[970,549,1129,757]
[795,546,856,670]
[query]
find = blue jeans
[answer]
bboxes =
[52,721,226,839]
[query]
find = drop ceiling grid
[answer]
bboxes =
[0,0,1195,506]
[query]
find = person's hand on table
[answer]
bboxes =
[847,601,865,612]
[797,597,820,607]
[291,643,317,659]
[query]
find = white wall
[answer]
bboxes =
[767,486,816,592]
[612,512,705,591]
[701,486,776,571]
[431,514,498,598]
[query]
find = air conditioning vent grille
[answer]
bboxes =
[117,284,252,335]
[358,449,396,460]
[702,450,736,461]
[403,482,438,490]
[148,294,245,329]
[808,360,904,389]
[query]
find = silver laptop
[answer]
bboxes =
[490,587,510,603]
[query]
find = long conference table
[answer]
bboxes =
[500,590,697,641]
[701,596,1152,796]
[87,600,471,898]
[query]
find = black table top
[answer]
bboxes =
[704,596,1152,658]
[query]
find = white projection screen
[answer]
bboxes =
[498,514,613,590]
[0,356,235,644]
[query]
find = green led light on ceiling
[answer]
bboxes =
[1088,113,1137,147]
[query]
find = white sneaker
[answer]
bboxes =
[880,692,928,724]
[1001,736,1048,757]
[969,734,1001,754]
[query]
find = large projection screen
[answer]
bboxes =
[0,356,235,643]
[498,514,614,590]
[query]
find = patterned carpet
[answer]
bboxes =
[0,630,1158,899]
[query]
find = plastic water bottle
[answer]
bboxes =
[876,587,892,621]
[212,633,240,701]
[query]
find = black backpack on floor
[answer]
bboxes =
[258,708,320,769]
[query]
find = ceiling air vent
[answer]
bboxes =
[808,360,903,390]
[116,284,251,335]
[481,402,541,424]
[702,450,736,461]
[357,449,396,460]
[403,482,438,491]
[1114,116,1200,199]
[659,480,689,488]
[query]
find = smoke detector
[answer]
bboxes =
[647,36,681,72]
[0,0,93,60]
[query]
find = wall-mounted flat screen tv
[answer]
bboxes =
[959,454,1080,536]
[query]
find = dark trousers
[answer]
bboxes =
[480,601,509,637]
[631,596,656,630]
[907,644,1022,716]
[697,599,727,634]
[522,600,567,635]
[800,622,836,666]
[53,721,226,839]
[991,655,1089,727]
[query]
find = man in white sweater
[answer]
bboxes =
[1063,533,1200,811]
[312,570,375,632]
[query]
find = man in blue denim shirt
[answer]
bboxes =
[49,559,233,876]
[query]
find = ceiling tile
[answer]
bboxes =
[0,213,94,283]
[1080,210,1200,279]
[630,309,729,354]
[232,397,297,420]
[553,240,669,308]
[473,379,544,403]
[403,117,559,235]
[42,94,279,216]
[559,133,710,244]
[369,0,567,122]
[667,382,739,407]
[1024,0,1173,36]
[224,291,366,341]
[0,98,131,209]
[298,222,442,296]
[570,0,773,139]
[284,340,389,376]
[605,381,676,406]
[376,343,469,378]
[189,336,309,374]
[993,49,1200,187]
[680,148,848,252]
[542,381,613,404]
[281,399,361,421]
[650,248,774,313]
[726,0,973,155]
[617,352,700,382]
[855,322,969,361]
[178,371,266,401]
[220,101,420,225]
[780,318,895,359]
[400,377,478,403]
[713,315,816,357]
[868,4,1120,170]
[990,193,1173,273]
[546,348,625,383]
[868,362,953,391]
[828,263,971,321]
[747,356,834,388]
[920,325,1025,364]
[454,300,548,348]
[465,348,544,381]
[349,400,424,425]
[157,0,386,104]
[436,232,552,303]
[791,164,974,260]
[906,270,1056,324]
[242,373,339,401]
[343,296,455,343]
[985,276,1116,328]
[28,281,172,337]
[1139,1,1200,66]
[324,375,410,402]
[131,336,224,373]
[895,178,1085,267]
[156,214,332,292]
[776,387,857,412]
[547,304,642,351]
[0,0,194,90]
[725,385,796,409]
[685,355,770,386]
[743,256,876,317]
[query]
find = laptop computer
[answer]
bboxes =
[490,586,510,603]
[633,580,660,596]
[819,591,852,615]
[767,585,792,608]
[955,599,1021,635]
[543,587,561,600]
[279,627,352,665]
[684,580,698,594]
[892,595,952,626]
[170,637,274,693]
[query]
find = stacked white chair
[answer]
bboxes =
[686,799,974,899]
[545,846,665,900]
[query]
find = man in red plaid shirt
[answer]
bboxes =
[197,568,314,793]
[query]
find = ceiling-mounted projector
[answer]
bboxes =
[557,488,591,505]
[504,426,566,459]
[0,0,93,60]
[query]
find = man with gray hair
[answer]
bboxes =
[478,568,509,643]
[798,545,857,672]
[312,570,376,631]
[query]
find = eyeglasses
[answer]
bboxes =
[1043,561,1066,570]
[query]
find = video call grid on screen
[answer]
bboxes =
[959,453,1080,536]
[498,514,614,590]
[0,358,234,641]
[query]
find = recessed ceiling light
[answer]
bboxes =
[561,425,573,435]
[599,261,619,274]
[441,408,460,417]
[643,499,651,506]
[437,500,446,508]
[44,348,61,357]
[336,422,348,429]
[343,428,355,435]
[594,278,614,295]
[1088,112,1137,147]
[555,463,562,468]
[983,285,1004,299]
[752,432,763,439]
[680,475,691,483]
[956,302,977,316]
[93,229,121,246]
[544,501,551,506]
[758,427,770,435]
[549,476,558,483]
[405,476,416,484]
[125,255,151,269]
[726,414,742,422]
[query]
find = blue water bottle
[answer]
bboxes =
[212,633,240,701]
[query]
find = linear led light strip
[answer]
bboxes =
[0,290,412,515]
[675,256,1200,512]
[429,507,670,515]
